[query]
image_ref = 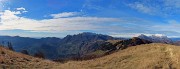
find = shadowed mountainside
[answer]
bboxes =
[56,32,115,58]
[0,36,61,59]
[0,32,124,59]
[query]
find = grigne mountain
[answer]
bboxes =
[1,32,180,69]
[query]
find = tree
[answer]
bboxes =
[34,51,45,58]
[0,41,5,47]
[21,50,29,55]
[7,42,14,51]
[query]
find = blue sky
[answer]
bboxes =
[0,0,180,38]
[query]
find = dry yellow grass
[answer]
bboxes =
[57,43,180,69]
[0,46,60,69]
[1,43,180,69]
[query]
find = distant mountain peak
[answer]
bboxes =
[65,32,113,39]
[76,32,109,36]
[138,34,166,37]
[152,34,164,36]
[138,34,172,44]
[138,34,149,37]
[151,34,167,38]
[62,32,114,43]
[79,32,96,35]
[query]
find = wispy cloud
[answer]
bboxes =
[152,20,180,33]
[50,12,79,18]
[109,32,166,38]
[0,8,158,37]
[1,6,180,37]
[0,0,8,11]
[164,0,180,8]
[128,2,156,15]
[127,0,180,16]
[16,7,26,11]
[0,9,120,32]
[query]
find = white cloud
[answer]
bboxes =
[15,7,28,13]
[0,9,174,37]
[109,33,140,38]
[109,32,169,38]
[16,7,26,11]
[50,12,78,18]
[0,10,21,20]
[0,9,120,32]
[1,7,180,37]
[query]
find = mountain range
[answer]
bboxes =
[0,32,180,60]
[0,32,122,59]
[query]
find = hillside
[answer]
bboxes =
[0,46,59,69]
[0,36,61,59]
[58,43,180,69]
[1,43,180,69]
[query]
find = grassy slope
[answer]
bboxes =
[58,43,180,69]
[0,46,60,69]
[1,43,180,69]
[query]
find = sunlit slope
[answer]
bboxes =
[59,43,180,69]
[0,46,59,69]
